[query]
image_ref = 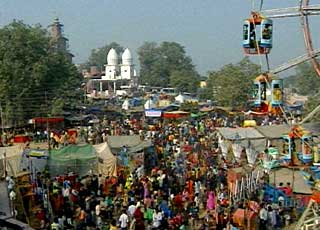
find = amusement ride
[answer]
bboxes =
[242,1,320,229]
[243,0,320,116]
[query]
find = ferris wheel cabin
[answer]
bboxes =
[271,79,283,107]
[242,13,273,55]
[251,74,283,114]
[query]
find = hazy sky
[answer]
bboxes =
[0,0,319,75]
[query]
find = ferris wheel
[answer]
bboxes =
[242,0,320,117]
[261,0,320,76]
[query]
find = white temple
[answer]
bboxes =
[87,48,138,98]
[102,48,137,83]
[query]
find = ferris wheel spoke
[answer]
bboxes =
[270,48,320,75]
[261,5,320,18]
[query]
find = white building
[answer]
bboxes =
[88,48,138,98]
[104,48,119,81]
[102,48,137,83]
[121,48,134,80]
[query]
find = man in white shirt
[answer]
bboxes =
[259,204,268,230]
[152,209,163,228]
[127,202,136,221]
[9,190,16,201]
[119,210,129,230]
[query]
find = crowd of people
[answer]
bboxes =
[3,111,302,230]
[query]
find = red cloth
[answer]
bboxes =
[36,210,45,221]
[186,180,194,196]
[174,194,184,209]
[278,186,292,196]
[134,207,144,221]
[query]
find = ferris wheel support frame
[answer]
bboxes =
[300,0,320,77]
[257,2,320,123]
[261,1,320,77]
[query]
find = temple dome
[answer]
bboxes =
[107,48,118,65]
[122,48,133,65]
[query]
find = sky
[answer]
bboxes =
[0,0,319,76]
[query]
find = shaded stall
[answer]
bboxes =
[254,124,292,166]
[162,111,190,119]
[216,127,265,164]
[254,124,291,145]
[49,144,98,177]
[0,145,24,177]
[93,142,117,177]
[107,135,154,173]
[28,117,64,130]
[107,135,143,150]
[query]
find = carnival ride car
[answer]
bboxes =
[281,125,314,165]
[251,72,283,115]
[261,125,316,167]
[243,12,273,55]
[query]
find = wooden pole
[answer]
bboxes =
[235,180,238,200]
[4,152,7,178]
[274,170,276,202]
[292,169,295,202]
[240,177,244,199]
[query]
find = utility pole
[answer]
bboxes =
[0,103,6,178]
[45,91,50,152]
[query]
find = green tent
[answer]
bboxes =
[49,144,98,177]
[191,112,206,118]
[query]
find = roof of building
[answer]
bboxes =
[254,124,291,139]
[107,48,118,65]
[216,127,265,140]
[122,48,132,65]
[107,135,142,148]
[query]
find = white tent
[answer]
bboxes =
[144,99,156,110]
[0,145,24,177]
[175,93,198,103]
[175,94,186,103]
[93,142,117,177]
[122,99,130,111]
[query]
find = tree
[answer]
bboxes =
[286,62,320,95]
[206,57,260,107]
[81,42,124,71]
[138,42,158,85]
[169,70,199,93]
[138,41,199,89]
[0,21,81,125]
[303,94,320,122]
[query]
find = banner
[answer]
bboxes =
[145,109,162,117]
[232,143,243,160]
[246,148,258,165]
[219,141,228,158]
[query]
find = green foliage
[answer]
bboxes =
[285,62,320,95]
[81,42,124,71]
[170,70,199,93]
[197,87,211,100]
[0,21,81,125]
[303,95,320,122]
[206,57,260,106]
[138,41,199,90]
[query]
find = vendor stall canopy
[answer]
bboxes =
[216,127,264,140]
[49,144,97,177]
